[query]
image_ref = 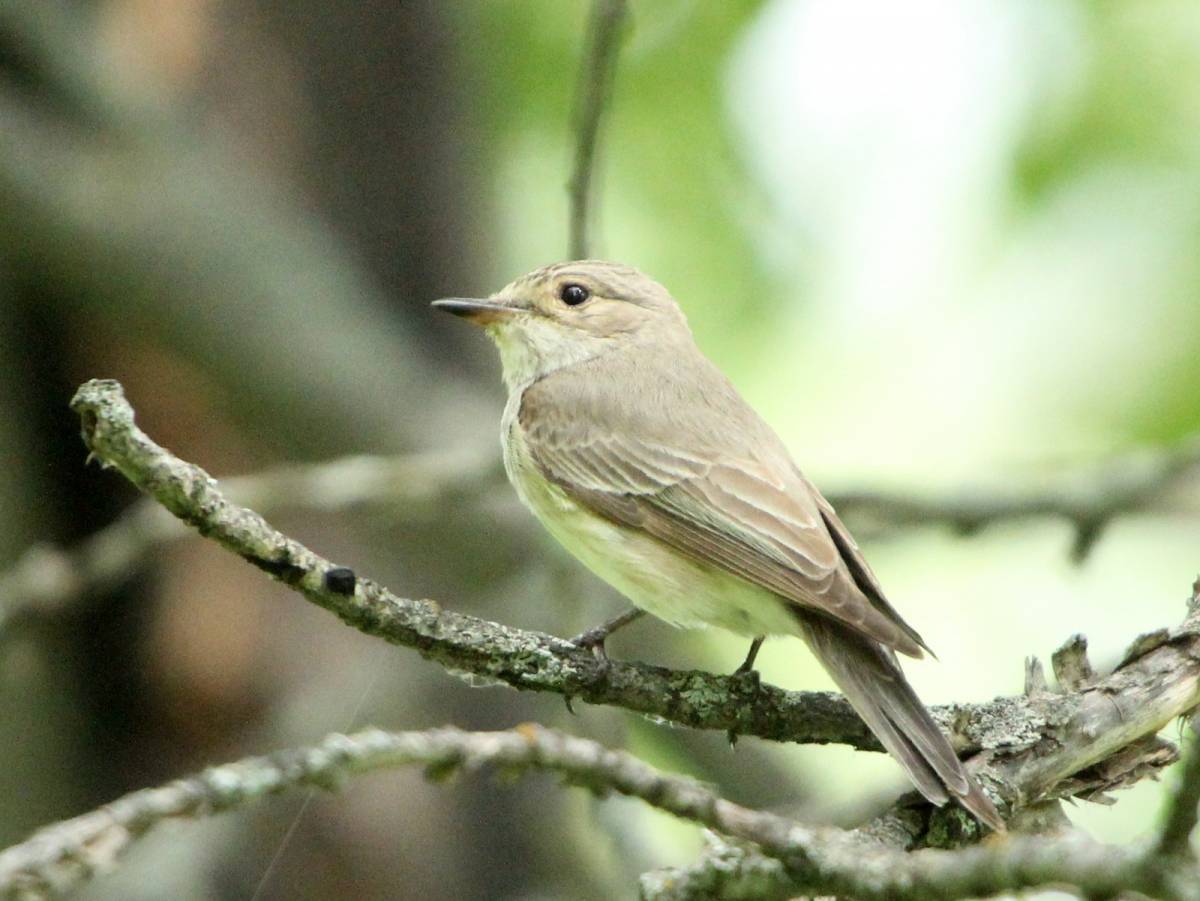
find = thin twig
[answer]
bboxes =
[567,0,629,259]
[833,436,1200,562]
[644,592,1200,898]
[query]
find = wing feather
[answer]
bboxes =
[523,417,925,656]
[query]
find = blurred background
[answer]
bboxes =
[2,0,1199,898]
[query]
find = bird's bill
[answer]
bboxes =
[431,297,518,326]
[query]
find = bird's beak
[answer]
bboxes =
[431,297,518,327]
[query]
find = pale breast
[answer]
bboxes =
[501,397,800,638]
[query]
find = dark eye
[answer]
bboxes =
[559,283,590,306]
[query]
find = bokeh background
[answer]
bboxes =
[2,1,1200,898]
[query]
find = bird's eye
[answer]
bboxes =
[559,283,590,306]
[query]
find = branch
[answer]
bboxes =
[0,452,499,631]
[1157,713,1200,859]
[2,724,1193,901]
[66,380,1200,841]
[833,435,1200,562]
[567,0,628,259]
[0,724,795,897]
[643,579,1200,897]
[637,829,1195,901]
[11,435,1195,631]
[66,379,877,748]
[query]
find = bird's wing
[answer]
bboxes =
[808,485,932,656]
[519,396,928,657]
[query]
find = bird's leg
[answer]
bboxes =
[728,636,765,748]
[569,607,645,659]
[564,607,646,715]
[734,636,765,676]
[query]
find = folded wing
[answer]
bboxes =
[520,406,929,657]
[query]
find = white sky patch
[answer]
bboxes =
[721,0,1158,480]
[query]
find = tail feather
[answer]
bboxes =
[800,615,1005,832]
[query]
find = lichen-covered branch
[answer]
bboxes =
[67,380,1200,867]
[567,0,628,259]
[637,828,1196,901]
[2,724,1194,901]
[0,724,797,898]
[66,380,884,750]
[643,579,1200,897]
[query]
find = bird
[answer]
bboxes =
[432,260,1004,831]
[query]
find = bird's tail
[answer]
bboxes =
[799,615,1005,832]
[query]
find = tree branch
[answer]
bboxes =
[9,434,1196,633]
[567,0,628,259]
[643,579,1200,897]
[833,436,1200,562]
[2,723,1194,901]
[1157,711,1200,859]
[66,380,883,749]
[0,724,798,897]
[0,452,499,631]
[65,380,1200,857]
[637,828,1196,901]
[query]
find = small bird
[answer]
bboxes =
[433,260,1003,831]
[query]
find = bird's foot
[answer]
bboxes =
[568,607,645,661]
[733,636,765,676]
[570,625,613,661]
[564,608,645,715]
[728,636,765,748]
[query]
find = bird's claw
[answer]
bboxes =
[569,627,612,660]
[730,666,762,745]
[727,656,763,748]
[568,608,644,660]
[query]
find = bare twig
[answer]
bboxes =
[647,829,1200,901]
[832,435,1200,562]
[9,435,1195,631]
[637,829,1195,901]
[567,0,629,259]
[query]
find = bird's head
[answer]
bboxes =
[433,260,690,389]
